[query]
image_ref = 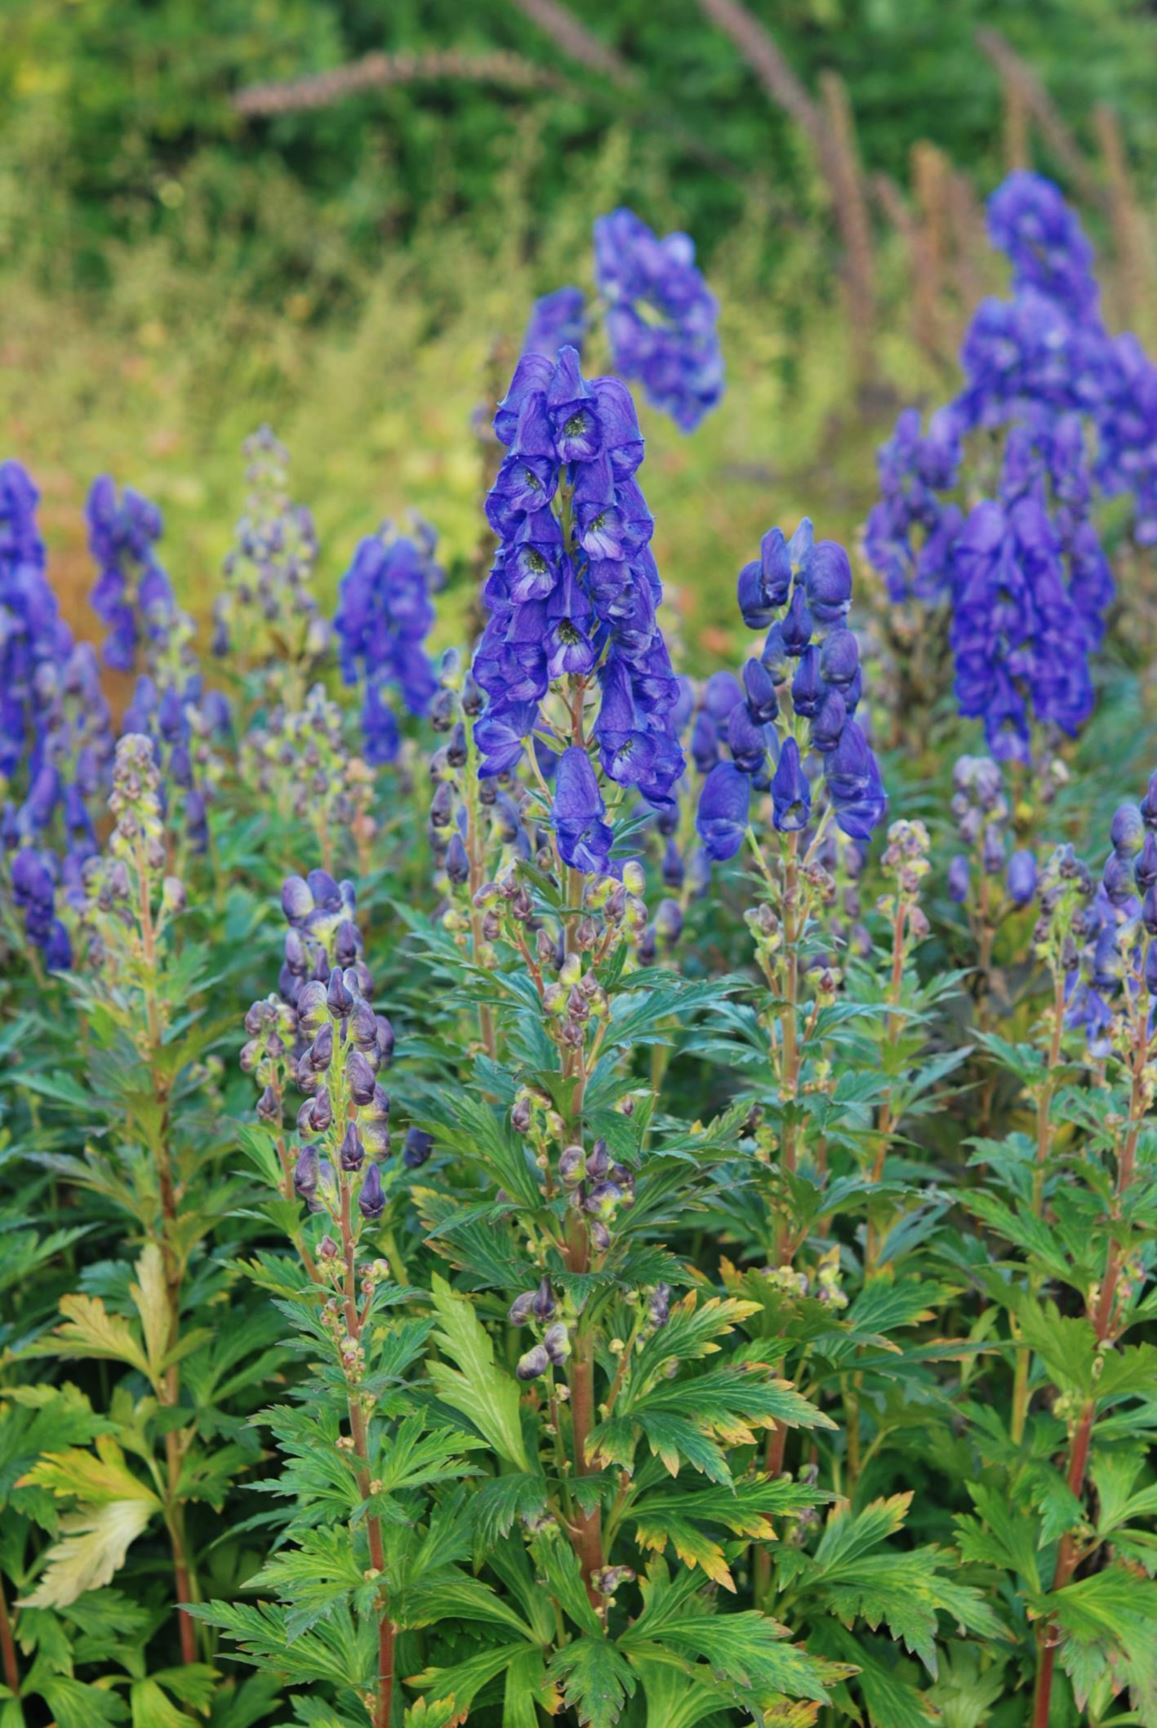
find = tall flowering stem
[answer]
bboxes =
[248,869,399,1724]
[78,734,197,1661]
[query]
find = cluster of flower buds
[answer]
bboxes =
[212,427,329,683]
[878,820,932,945]
[123,673,230,854]
[947,755,1038,911]
[697,519,886,862]
[557,1135,636,1252]
[242,686,375,876]
[509,1278,571,1381]
[78,734,185,985]
[1066,779,1157,1057]
[1031,844,1094,976]
[426,650,535,915]
[765,1247,847,1307]
[251,873,397,1234]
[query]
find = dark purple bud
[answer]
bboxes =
[590,1219,611,1253]
[446,833,470,885]
[256,1084,280,1123]
[296,979,328,1031]
[982,826,1005,877]
[558,1144,585,1187]
[655,898,683,947]
[1136,834,1157,889]
[309,1023,334,1072]
[293,1144,319,1200]
[948,854,970,903]
[334,920,361,969]
[543,1322,570,1364]
[530,1277,556,1321]
[308,1087,333,1133]
[306,868,341,911]
[346,1049,377,1105]
[512,1096,532,1134]
[1147,942,1157,995]
[1111,802,1145,858]
[508,1289,537,1325]
[648,1283,672,1328]
[1103,850,1138,908]
[351,1000,379,1050]
[358,1162,385,1220]
[327,967,354,1018]
[1141,772,1157,830]
[430,782,455,829]
[516,1343,550,1381]
[340,1122,366,1171]
[1143,884,1157,936]
[281,875,313,923]
[587,1139,611,1181]
[375,1016,395,1066]
[1006,850,1037,907]
[403,1127,434,1169]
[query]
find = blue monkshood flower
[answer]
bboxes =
[948,854,971,903]
[863,408,963,603]
[987,172,1100,326]
[770,737,810,832]
[695,761,750,863]
[715,520,886,841]
[950,490,1097,759]
[552,747,613,876]
[1006,849,1038,906]
[0,461,73,781]
[403,1126,434,1169]
[11,847,71,968]
[335,520,441,762]
[524,287,586,359]
[473,346,684,805]
[1096,333,1157,547]
[594,208,723,432]
[87,477,172,672]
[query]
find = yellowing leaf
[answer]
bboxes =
[633,1515,736,1591]
[19,1498,157,1608]
[131,1243,173,1376]
[21,1434,161,1506]
[48,1293,153,1382]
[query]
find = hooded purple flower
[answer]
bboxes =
[335,520,440,762]
[594,208,723,432]
[552,748,613,876]
[696,761,750,863]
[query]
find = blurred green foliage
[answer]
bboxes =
[2,0,1155,299]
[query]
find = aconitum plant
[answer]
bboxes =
[334,517,441,763]
[473,343,685,810]
[865,171,1130,763]
[5,181,1157,1728]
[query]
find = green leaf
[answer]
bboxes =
[427,1277,529,1470]
[549,1637,636,1728]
